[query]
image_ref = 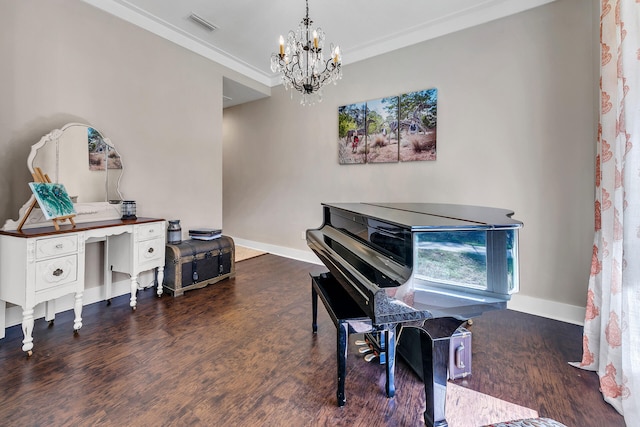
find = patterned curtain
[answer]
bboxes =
[573,0,640,422]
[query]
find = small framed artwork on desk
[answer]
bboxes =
[28,182,76,221]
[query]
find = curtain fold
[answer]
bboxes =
[573,0,640,423]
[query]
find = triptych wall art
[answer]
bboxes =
[338,88,437,164]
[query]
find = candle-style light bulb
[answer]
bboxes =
[334,46,340,63]
[279,35,284,56]
[313,30,318,49]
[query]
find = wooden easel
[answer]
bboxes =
[17,167,77,232]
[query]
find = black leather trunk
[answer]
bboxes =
[164,236,235,296]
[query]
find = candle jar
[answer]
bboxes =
[121,200,137,220]
[167,220,182,244]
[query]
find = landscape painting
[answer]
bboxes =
[338,102,366,164]
[365,97,399,163]
[399,88,438,162]
[29,182,76,220]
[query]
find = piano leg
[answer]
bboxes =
[384,327,396,398]
[400,318,465,427]
[337,320,349,406]
[420,330,451,427]
[312,286,318,333]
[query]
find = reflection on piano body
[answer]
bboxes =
[307,202,522,427]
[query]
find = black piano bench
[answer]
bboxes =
[311,273,397,406]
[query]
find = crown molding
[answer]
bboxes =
[82,0,557,90]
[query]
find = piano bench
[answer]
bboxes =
[311,273,397,406]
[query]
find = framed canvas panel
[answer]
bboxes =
[399,88,438,162]
[88,127,122,171]
[365,97,399,163]
[338,102,366,164]
[28,182,76,220]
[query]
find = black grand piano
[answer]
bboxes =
[307,202,522,427]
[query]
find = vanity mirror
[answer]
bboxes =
[30,123,123,203]
[3,123,125,230]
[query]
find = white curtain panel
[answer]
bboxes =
[573,0,640,423]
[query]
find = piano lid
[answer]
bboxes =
[323,202,523,231]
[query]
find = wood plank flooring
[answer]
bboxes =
[0,254,625,426]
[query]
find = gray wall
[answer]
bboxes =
[0,0,224,234]
[223,0,597,321]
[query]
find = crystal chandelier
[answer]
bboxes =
[270,0,342,105]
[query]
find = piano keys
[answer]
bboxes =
[307,202,522,427]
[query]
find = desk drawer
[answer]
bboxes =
[36,235,78,259]
[138,237,164,264]
[35,254,78,291]
[137,222,164,241]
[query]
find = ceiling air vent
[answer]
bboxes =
[189,13,218,32]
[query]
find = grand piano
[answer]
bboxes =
[307,202,522,427]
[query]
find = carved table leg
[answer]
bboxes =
[21,307,35,355]
[156,266,164,297]
[104,237,112,304]
[73,292,83,332]
[0,301,5,339]
[129,275,138,309]
[337,320,349,406]
[45,300,56,325]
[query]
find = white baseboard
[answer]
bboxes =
[231,236,322,265]
[231,237,586,326]
[508,293,585,325]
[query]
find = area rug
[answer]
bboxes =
[235,245,267,262]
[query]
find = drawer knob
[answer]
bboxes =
[148,247,154,254]
[53,268,64,277]
[55,244,63,249]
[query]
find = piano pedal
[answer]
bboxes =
[355,339,368,346]
[364,353,378,363]
[358,346,373,354]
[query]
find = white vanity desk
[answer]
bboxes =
[0,123,166,355]
[0,217,165,355]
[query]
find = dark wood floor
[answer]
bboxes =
[0,254,625,426]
